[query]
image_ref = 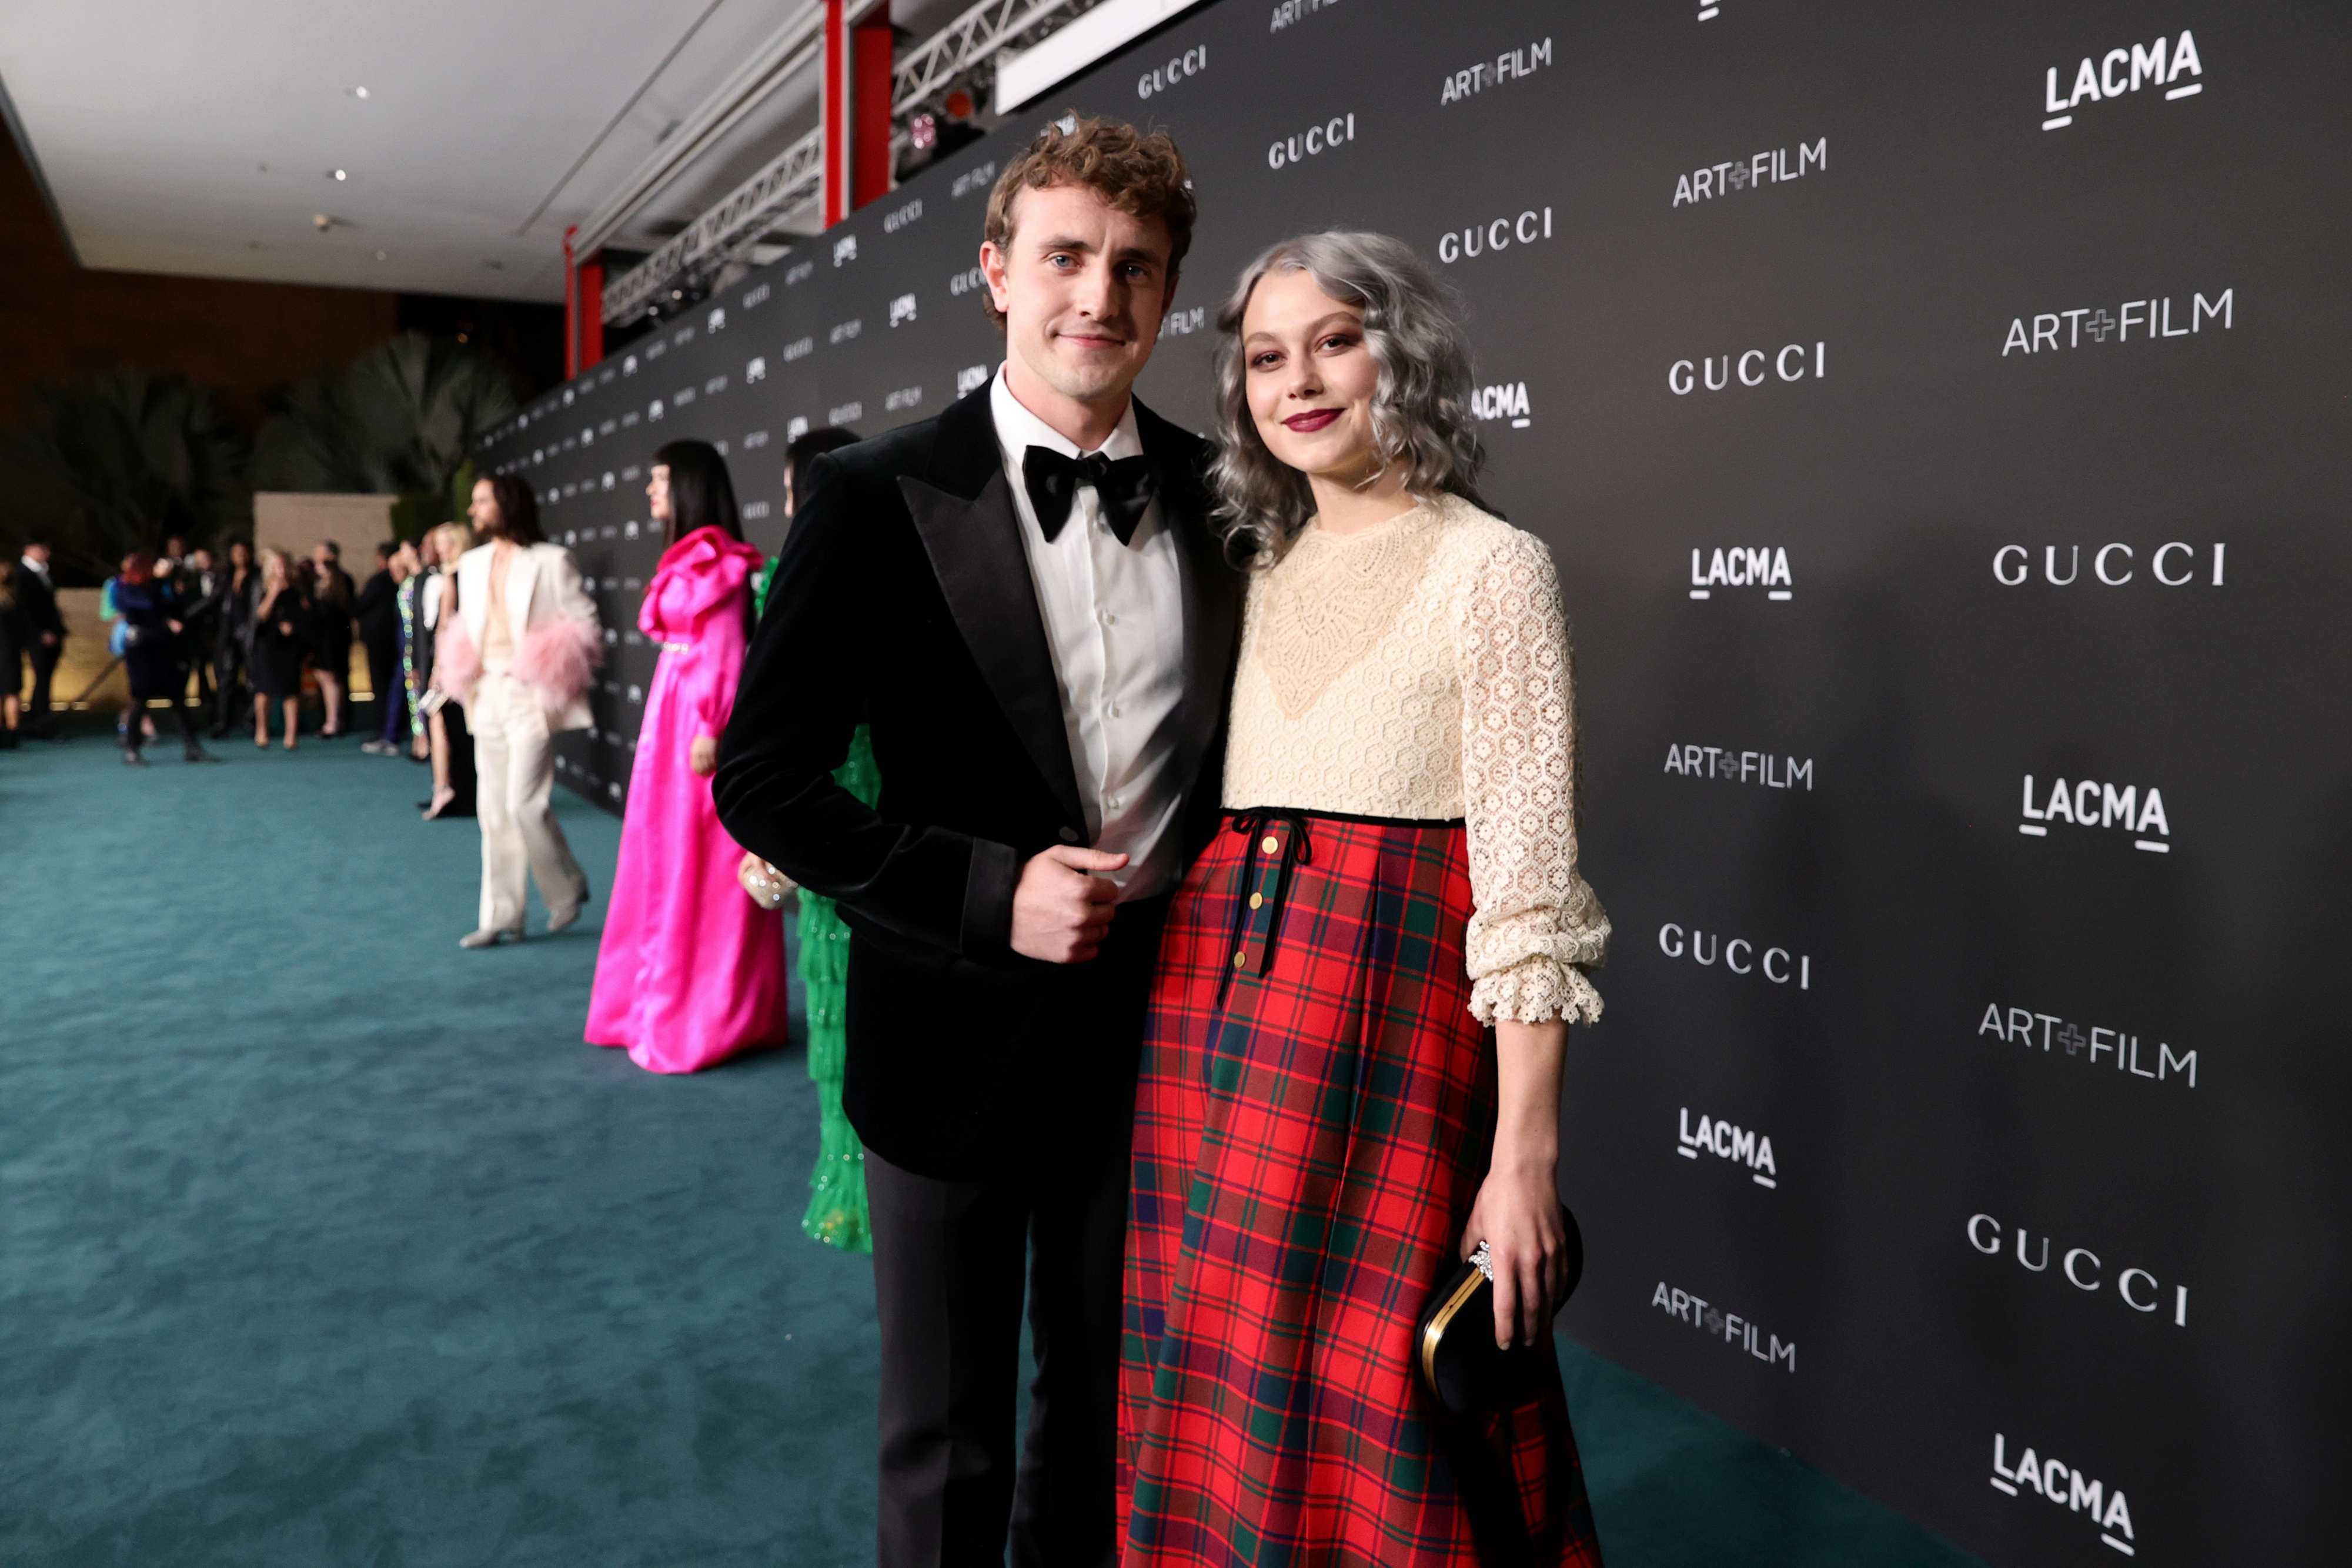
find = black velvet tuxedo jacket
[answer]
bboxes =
[714,387,1241,1176]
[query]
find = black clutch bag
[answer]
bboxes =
[1415,1205,1583,1417]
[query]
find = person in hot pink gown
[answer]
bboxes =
[587,440,789,1072]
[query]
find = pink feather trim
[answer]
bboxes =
[433,618,479,706]
[511,617,603,709]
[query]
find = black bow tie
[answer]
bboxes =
[1023,447,1155,546]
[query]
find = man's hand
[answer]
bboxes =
[689,736,719,777]
[1010,845,1127,963]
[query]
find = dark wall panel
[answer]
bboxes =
[476,5,2349,1561]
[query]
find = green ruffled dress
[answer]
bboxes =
[754,559,877,1253]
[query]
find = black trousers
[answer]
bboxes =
[212,640,248,733]
[865,895,1168,1568]
[26,644,58,731]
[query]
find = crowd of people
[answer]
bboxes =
[0,530,430,764]
[12,111,1618,1568]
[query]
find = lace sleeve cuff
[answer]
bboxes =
[1469,957,1604,1027]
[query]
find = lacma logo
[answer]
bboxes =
[956,364,991,397]
[1650,1281,1794,1371]
[1689,546,1792,600]
[1470,382,1531,428]
[2044,30,2203,131]
[1676,1108,1779,1188]
[2017,775,2169,851]
[1987,1433,2139,1556]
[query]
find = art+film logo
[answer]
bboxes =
[1986,1432,2141,1557]
[1965,1213,2190,1328]
[1267,0,1339,35]
[2000,289,2231,356]
[1672,138,1824,208]
[1674,1106,1779,1187]
[2014,774,2170,852]
[1656,922,1811,989]
[1686,545,1793,600]
[1436,35,1550,106]
[1975,1002,2196,1088]
[950,161,997,199]
[1661,743,1812,790]
[2042,29,2204,132]
[1649,1281,1795,1370]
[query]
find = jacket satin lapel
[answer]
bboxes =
[899,466,1088,834]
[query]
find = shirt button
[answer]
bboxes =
[1102,611,1118,625]
[1106,797,1121,811]
[1108,705,1122,718]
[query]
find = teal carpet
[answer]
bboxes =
[0,724,1980,1567]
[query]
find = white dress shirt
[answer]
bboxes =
[991,367,1189,901]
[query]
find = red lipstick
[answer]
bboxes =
[1282,408,1341,433]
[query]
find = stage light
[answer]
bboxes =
[352,86,370,99]
[333,169,348,181]
[911,112,938,151]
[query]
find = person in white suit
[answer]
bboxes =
[434,473,604,948]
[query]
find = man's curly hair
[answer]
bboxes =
[981,116,1195,327]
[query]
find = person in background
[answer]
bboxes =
[14,538,65,740]
[111,552,216,766]
[249,547,309,750]
[309,540,357,738]
[208,540,257,738]
[419,523,477,818]
[163,546,220,729]
[102,554,160,751]
[439,477,600,947]
[356,541,407,756]
[587,440,786,1071]
[741,424,870,1249]
[0,560,22,748]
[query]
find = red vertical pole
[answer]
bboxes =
[821,0,850,228]
[562,224,580,379]
[853,4,894,210]
[579,258,604,369]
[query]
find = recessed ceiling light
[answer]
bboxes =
[313,213,332,230]
[351,86,370,99]
[333,169,348,181]
[374,250,387,260]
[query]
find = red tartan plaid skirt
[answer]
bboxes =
[1119,810,1602,1568]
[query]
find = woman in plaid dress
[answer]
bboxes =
[1120,233,1611,1567]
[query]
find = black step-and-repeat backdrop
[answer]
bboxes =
[478,2,2348,1559]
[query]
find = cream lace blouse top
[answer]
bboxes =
[1223,492,1609,1026]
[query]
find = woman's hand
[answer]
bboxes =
[689,736,719,777]
[1471,1016,1572,1348]
[1464,1161,1571,1349]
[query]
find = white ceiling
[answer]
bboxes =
[0,0,970,302]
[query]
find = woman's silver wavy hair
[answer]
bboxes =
[1208,230,1491,563]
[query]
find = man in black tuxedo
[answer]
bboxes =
[14,538,66,738]
[715,117,1238,1568]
